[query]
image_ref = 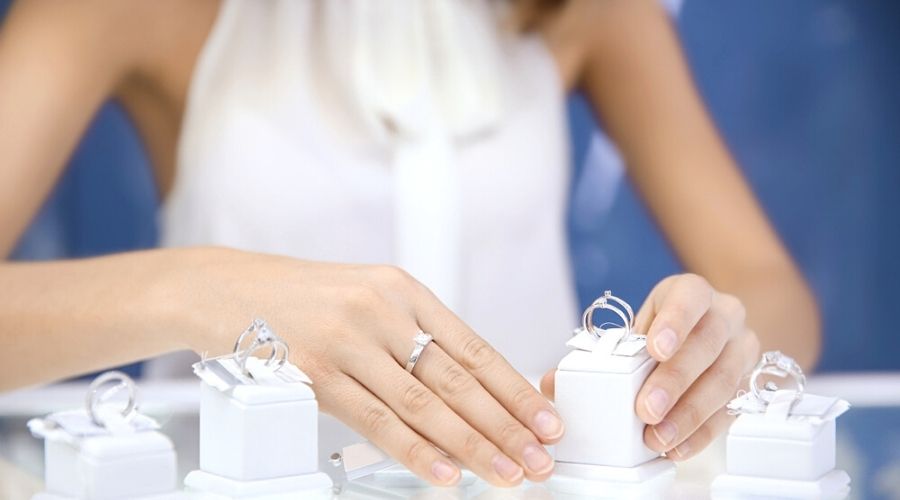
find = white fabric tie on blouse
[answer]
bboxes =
[320,0,509,309]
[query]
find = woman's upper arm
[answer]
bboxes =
[571,0,794,283]
[0,0,138,257]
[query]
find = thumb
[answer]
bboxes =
[540,369,556,401]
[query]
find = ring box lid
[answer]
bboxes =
[728,390,850,440]
[194,355,315,405]
[28,407,173,459]
[558,327,652,374]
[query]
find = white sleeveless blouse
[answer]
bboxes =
[161,0,576,377]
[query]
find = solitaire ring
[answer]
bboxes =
[750,350,806,401]
[233,318,290,375]
[405,331,433,373]
[582,296,632,338]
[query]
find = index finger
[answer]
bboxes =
[415,296,565,445]
[640,273,714,362]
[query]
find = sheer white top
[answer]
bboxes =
[160,0,576,377]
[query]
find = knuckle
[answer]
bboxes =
[678,400,705,428]
[663,302,694,329]
[497,420,526,444]
[344,283,385,313]
[405,439,432,465]
[361,402,392,434]
[681,273,711,292]
[463,432,487,456]
[718,293,747,323]
[439,363,476,397]
[460,336,498,373]
[711,361,742,391]
[372,265,416,290]
[661,361,692,388]
[510,384,537,409]
[401,383,434,415]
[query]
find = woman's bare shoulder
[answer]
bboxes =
[2,0,217,89]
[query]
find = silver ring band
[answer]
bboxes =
[405,331,433,373]
[582,297,631,338]
[86,371,137,427]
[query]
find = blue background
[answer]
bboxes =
[4,0,899,372]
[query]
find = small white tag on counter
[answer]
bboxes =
[339,441,397,481]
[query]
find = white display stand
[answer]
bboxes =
[550,293,675,496]
[184,321,333,500]
[712,352,851,499]
[28,372,178,500]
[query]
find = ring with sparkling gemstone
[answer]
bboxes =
[405,331,434,373]
[750,350,806,401]
[233,318,290,375]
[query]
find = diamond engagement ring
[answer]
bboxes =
[233,318,290,376]
[405,331,434,373]
[750,350,806,400]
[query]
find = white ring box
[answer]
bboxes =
[550,327,675,494]
[28,407,177,500]
[184,356,332,498]
[712,389,851,499]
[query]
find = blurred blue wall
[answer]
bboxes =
[5,0,899,371]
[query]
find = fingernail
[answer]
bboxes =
[645,387,670,420]
[492,454,524,483]
[431,459,460,484]
[533,409,564,440]
[654,328,678,359]
[522,444,554,474]
[673,441,691,459]
[652,420,678,447]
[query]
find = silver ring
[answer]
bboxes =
[233,318,290,375]
[603,290,635,328]
[582,296,632,338]
[405,331,433,373]
[750,350,806,401]
[86,371,137,427]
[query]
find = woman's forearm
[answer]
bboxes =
[0,247,216,391]
[719,265,822,372]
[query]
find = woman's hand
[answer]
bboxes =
[539,273,759,460]
[188,249,563,487]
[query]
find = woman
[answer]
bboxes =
[0,0,820,487]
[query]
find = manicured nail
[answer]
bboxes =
[673,441,691,459]
[431,459,460,484]
[533,409,564,440]
[492,454,524,483]
[654,328,678,359]
[645,387,670,420]
[522,444,554,474]
[652,420,678,447]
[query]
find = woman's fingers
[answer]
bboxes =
[539,370,555,401]
[414,297,565,445]
[315,372,461,486]
[344,349,527,486]
[643,332,757,453]
[641,274,715,362]
[396,339,555,480]
[636,308,731,425]
[665,407,735,461]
